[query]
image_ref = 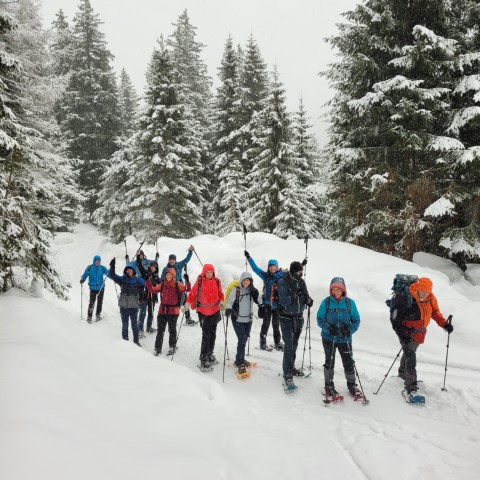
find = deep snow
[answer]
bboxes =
[1,224,479,480]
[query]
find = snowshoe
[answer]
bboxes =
[185,319,197,326]
[95,314,102,322]
[208,354,219,365]
[153,349,161,356]
[236,364,251,380]
[348,385,368,403]
[257,345,274,352]
[166,346,177,356]
[283,377,298,393]
[272,342,284,352]
[323,385,343,404]
[87,316,92,323]
[198,363,214,373]
[402,390,425,405]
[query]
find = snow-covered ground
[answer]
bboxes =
[1,223,479,480]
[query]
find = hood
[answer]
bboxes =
[240,271,253,285]
[330,277,346,297]
[93,255,101,264]
[164,268,177,284]
[202,263,215,276]
[410,277,433,299]
[268,259,278,268]
[149,261,158,272]
[123,263,137,276]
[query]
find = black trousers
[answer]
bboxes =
[155,314,178,351]
[322,338,356,387]
[399,339,420,390]
[146,294,158,330]
[199,312,220,359]
[260,305,281,346]
[88,288,104,318]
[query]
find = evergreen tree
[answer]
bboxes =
[210,35,243,234]
[245,68,318,238]
[50,9,73,76]
[0,1,72,297]
[323,0,479,261]
[118,68,139,139]
[58,0,121,216]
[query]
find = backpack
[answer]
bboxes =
[326,296,351,313]
[386,274,419,311]
[225,280,240,304]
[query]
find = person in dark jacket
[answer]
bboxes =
[317,277,361,399]
[161,246,195,325]
[80,255,109,322]
[244,251,284,350]
[277,261,313,389]
[225,271,259,376]
[136,258,161,334]
[108,258,145,346]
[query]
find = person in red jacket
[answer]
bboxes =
[146,268,187,356]
[185,263,225,370]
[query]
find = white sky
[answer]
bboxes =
[40,0,358,145]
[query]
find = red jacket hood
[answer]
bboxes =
[164,268,177,285]
[201,263,215,277]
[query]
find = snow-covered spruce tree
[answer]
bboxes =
[323,0,467,260]
[424,0,480,265]
[210,35,244,235]
[58,0,121,217]
[245,67,319,239]
[0,2,71,297]
[120,39,205,240]
[118,68,139,139]
[231,34,269,177]
[50,9,73,77]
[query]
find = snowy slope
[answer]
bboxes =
[1,223,479,480]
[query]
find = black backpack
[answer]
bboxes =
[386,274,419,310]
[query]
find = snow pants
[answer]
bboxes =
[120,307,139,342]
[87,288,104,318]
[146,295,158,331]
[137,300,148,332]
[155,314,178,352]
[232,320,252,366]
[199,312,220,360]
[399,339,420,391]
[260,305,281,347]
[279,313,304,379]
[322,338,356,388]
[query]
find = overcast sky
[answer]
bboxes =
[40,0,358,145]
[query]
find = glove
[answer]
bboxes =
[220,301,226,311]
[340,323,351,338]
[302,258,308,267]
[328,324,340,336]
[80,278,85,284]
[225,308,232,318]
[110,258,116,268]
[306,297,314,308]
[188,245,194,251]
[184,273,190,283]
[155,252,159,260]
[124,254,129,262]
[244,250,251,259]
[443,323,453,334]
[251,288,259,304]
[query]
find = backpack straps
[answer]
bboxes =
[326,296,351,313]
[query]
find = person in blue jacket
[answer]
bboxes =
[317,277,361,399]
[80,255,109,322]
[277,261,313,389]
[244,251,285,350]
[161,245,195,324]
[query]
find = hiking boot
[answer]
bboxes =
[209,354,219,365]
[238,364,247,375]
[201,357,211,369]
[284,376,296,390]
[95,314,102,322]
[134,340,142,347]
[167,346,177,356]
[234,359,251,367]
[348,384,362,397]
[274,342,284,351]
[260,344,269,351]
[87,316,92,323]
[153,349,161,356]
[185,319,196,326]
[325,384,339,397]
[147,327,156,334]
[292,367,305,377]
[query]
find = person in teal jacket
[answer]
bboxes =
[317,277,361,399]
[80,255,109,322]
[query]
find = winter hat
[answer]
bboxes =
[268,259,278,268]
[149,261,158,272]
[289,261,304,274]
[169,254,177,260]
[330,277,346,296]
[416,277,433,293]
[139,250,145,257]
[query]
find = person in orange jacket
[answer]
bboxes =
[184,263,225,370]
[390,277,453,396]
[145,268,187,356]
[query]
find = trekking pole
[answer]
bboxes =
[222,311,229,383]
[243,224,248,271]
[193,249,203,267]
[247,336,250,356]
[80,283,83,321]
[441,315,453,392]
[301,307,312,371]
[347,343,369,405]
[373,346,403,395]
[221,310,229,361]
[124,239,129,262]
[171,312,185,362]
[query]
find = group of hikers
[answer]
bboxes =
[80,247,453,403]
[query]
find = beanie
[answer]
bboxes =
[169,254,177,260]
[289,261,303,274]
